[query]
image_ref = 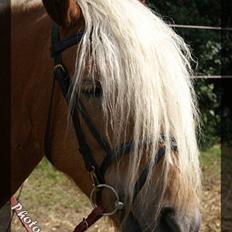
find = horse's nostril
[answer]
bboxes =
[159,207,201,232]
[159,207,182,232]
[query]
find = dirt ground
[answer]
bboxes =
[9,146,221,232]
[201,169,221,231]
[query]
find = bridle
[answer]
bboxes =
[44,23,177,232]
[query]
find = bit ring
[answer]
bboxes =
[90,184,124,216]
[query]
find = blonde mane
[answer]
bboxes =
[70,0,201,224]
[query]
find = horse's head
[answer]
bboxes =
[42,0,201,231]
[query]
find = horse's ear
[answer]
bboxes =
[42,0,82,27]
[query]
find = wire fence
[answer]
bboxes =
[168,24,232,78]
[194,76,232,79]
[169,24,232,31]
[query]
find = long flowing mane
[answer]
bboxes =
[12,0,201,228]
[72,0,201,222]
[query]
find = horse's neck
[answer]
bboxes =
[10,3,91,202]
[11,4,54,194]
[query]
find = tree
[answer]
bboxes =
[148,0,232,76]
[147,0,228,148]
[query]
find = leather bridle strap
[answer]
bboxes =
[51,32,84,57]
[45,23,105,185]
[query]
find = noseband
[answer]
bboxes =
[45,24,177,232]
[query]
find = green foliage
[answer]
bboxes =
[200,144,220,176]
[147,1,231,148]
[148,0,231,76]
[194,79,221,149]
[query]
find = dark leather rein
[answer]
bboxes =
[44,24,177,232]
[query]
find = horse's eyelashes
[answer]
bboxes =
[81,81,102,98]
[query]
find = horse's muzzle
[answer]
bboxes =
[121,207,201,232]
[158,207,201,232]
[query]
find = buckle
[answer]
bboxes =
[88,166,99,187]
[53,64,65,73]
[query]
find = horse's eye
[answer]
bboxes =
[81,80,102,98]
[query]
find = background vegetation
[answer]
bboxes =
[148,0,232,149]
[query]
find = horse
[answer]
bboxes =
[3,0,201,231]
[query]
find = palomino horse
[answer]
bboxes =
[4,0,201,231]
